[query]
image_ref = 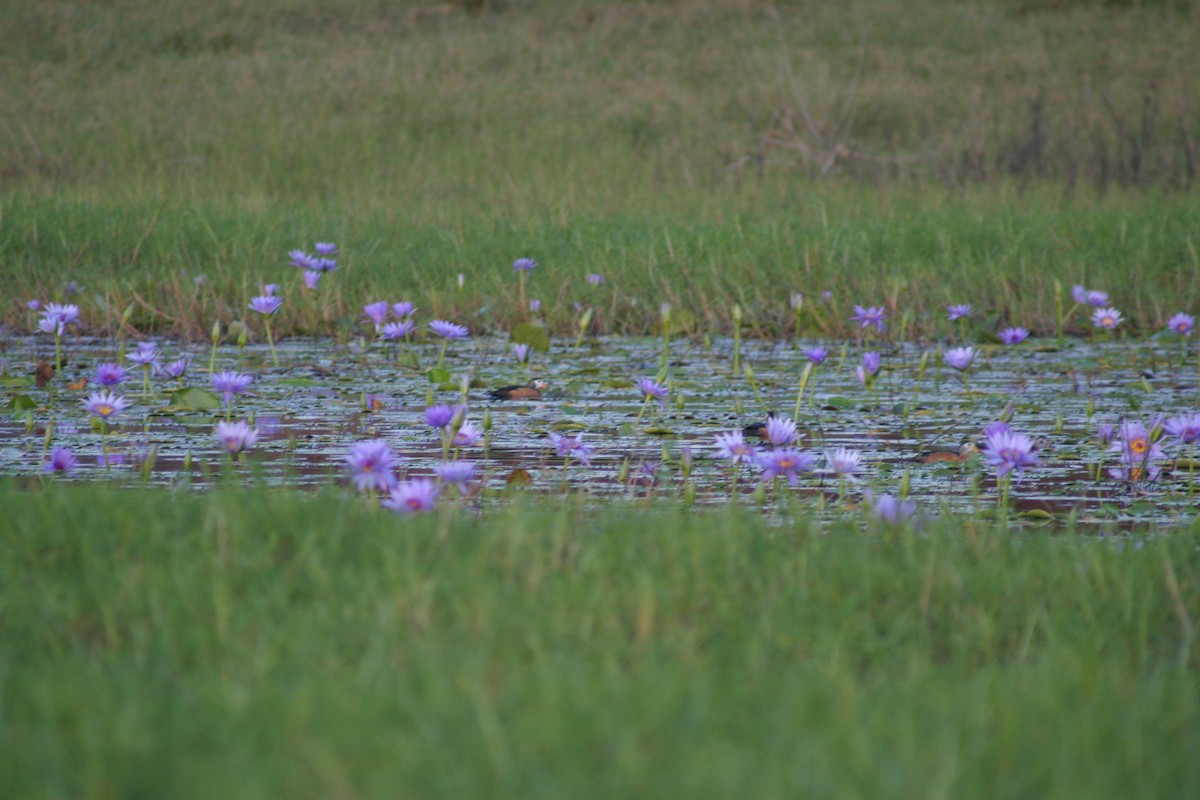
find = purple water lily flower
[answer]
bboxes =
[38,303,80,335]
[363,301,390,330]
[1167,313,1195,335]
[1108,420,1165,482]
[757,448,816,486]
[637,378,669,405]
[425,404,465,429]
[1071,285,1088,304]
[856,351,881,386]
[302,270,322,289]
[714,431,757,465]
[315,257,338,273]
[587,273,604,286]
[529,299,541,313]
[429,320,469,340]
[826,448,863,480]
[452,420,483,447]
[862,351,881,375]
[215,420,259,455]
[392,302,416,318]
[765,415,799,447]
[127,342,159,366]
[999,327,1030,344]
[82,390,130,420]
[1092,307,1122,330]
[157,357,189,380]
[289,249,317,269]
[943,346,976,371]
[511,343,531,364]
[548,431,593,465]
[865,491,918,524]
[263,284,279,296]
[44,446,78,475]
[981,428,1039,478]
[435,461,477,491]
[790,293,804,311]
[26,300,40,310]
[946,304,972,321]
[1086,290,1110,307]
[982,420,1011,439]
[211,372,253,406]
[381,320,415,340]
[382,478,440,513]
[805,347,828,365]
[95,363,130,387]
[43,303,80,326]
[346,440,398,493]
[1097,423,1116,444]
[850,305,889,332]
[249,295,282,316]
[314,242,337,256]
[1163,413,1200,445]
[512,257,537,272]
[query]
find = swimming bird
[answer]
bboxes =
[488,379,549,401]
[742,411,778,441]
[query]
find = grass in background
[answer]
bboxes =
[2,0,1199,338]
[1,483,1198,798]
[4,190,1198,339]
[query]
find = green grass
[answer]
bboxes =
[4,190,1199,339]
[3,0,1199,338]
[1,484,1198,798]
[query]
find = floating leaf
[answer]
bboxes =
[602,378,634,389]
[549,420,587,432]
[426,368,451,384]
[7,394,36,412]
[668,309,696,335]
[511,322,551,353]
[643,426,676,436]
[166,387,222,411]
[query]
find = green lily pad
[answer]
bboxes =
[166,387,222,411]
[511,323,551,353]
[7,394,37,412]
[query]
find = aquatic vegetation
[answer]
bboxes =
[347,440,398,494]
[2,269,1197,530]
[1093,307,1123,331]
[215,420,259,457]
[850,305,889,334]
[43,446,78,475]
[381,478,440,513]
[999,327,1030,345]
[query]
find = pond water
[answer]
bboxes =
[2,333,1197,528]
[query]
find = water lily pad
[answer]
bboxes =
[7,394,37,411]
[166,387,221,411]
[511,323,551,353]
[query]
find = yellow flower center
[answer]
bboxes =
[97,403,114,416]
[1131,439,1148,454]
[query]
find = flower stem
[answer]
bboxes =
[264,319,279,368]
